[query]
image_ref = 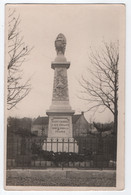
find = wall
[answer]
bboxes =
[73,115,89,137]
[31,124,48,136]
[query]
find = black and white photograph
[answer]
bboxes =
[5,4,125,190]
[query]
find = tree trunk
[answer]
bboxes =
[114,71,118,135]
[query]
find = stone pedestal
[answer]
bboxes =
[47,115,73,138]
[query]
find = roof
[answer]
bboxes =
[33,116,49,125]
[33,114,83,125]
[72,114,81,123]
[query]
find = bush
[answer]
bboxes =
[36,150,92,163]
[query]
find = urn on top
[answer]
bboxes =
[55,33,66,55]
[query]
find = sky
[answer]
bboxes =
[6,4,125,122]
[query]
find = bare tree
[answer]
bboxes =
[7,9,33,110]
[79,41,119,134]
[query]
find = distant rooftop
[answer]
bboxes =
[33,116,49,125]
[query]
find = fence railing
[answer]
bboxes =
[7,134,117,170]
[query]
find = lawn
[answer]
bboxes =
[6,170,116,187]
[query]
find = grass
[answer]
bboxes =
[6,172,116,187]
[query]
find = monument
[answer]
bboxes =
[44,33,78,153]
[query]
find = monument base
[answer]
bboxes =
[42,137,78,153]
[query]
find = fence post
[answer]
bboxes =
[73,139,75,153]
[62,138,64,152]
[68,138,69,153]
[51,138,52,151]
[57,138,58,152]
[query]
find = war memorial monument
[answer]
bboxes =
[43,33,78,152]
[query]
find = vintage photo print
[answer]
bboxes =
[5,4,125,190]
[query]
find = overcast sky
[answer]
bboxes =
[6,4,124,122]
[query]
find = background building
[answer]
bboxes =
[31,112,90,138]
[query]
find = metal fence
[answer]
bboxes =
[7,133,117,170]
